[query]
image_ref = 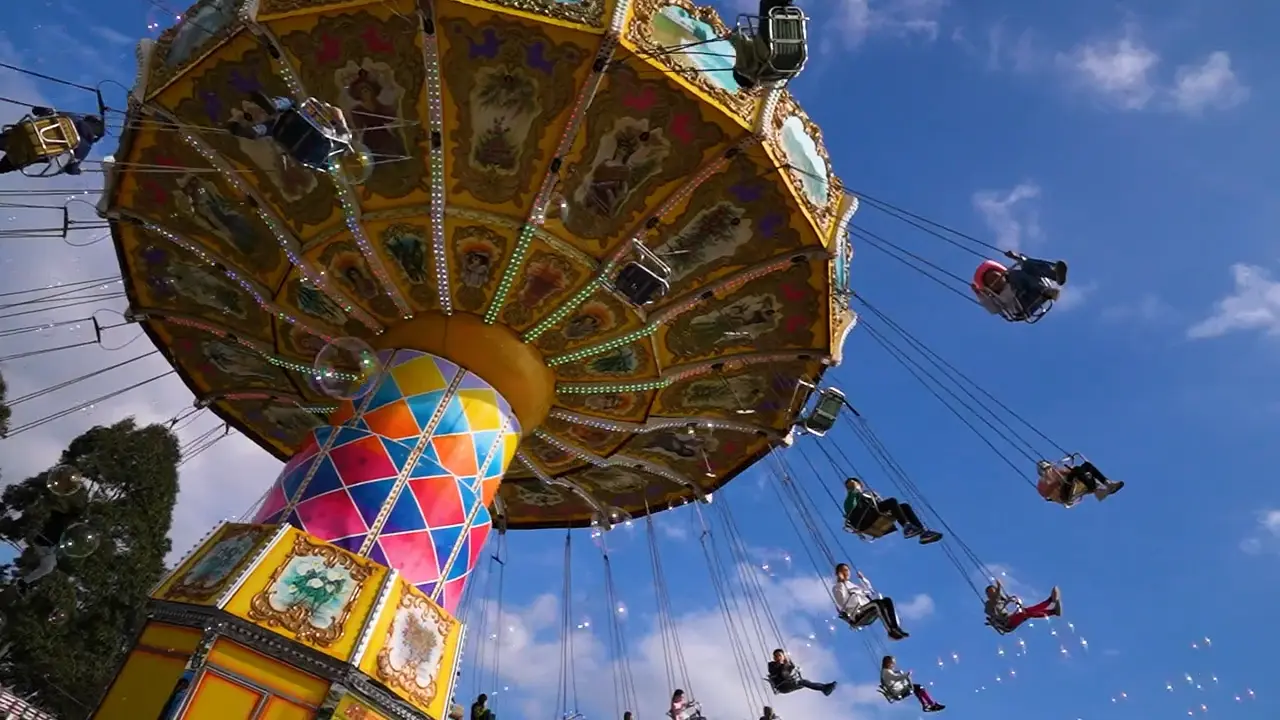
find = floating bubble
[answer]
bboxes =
[312,337,380,400]
[58,522,101,559]
[46,465,84,497]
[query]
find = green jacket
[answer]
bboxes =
[843,489,864,516]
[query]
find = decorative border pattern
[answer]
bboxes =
[624,0,756,120]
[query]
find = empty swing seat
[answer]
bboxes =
[802,387,845,436]
[764,6,808,77]
[615,262,669,306]
[4,115,80,169]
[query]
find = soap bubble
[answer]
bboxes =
[46,465,84,497]
[58,522,101,559]
[312,337,380,400]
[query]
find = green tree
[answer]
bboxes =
[0,417,181,719]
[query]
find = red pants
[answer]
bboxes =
[1005,597,1056,629]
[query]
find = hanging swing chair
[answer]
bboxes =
[799,386,846,437]
[3,114,81,178]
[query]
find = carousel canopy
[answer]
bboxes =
[101,0,857,529]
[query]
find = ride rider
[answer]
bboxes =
[668,689,703,720]
[470,694,495,720]
[766,648,836,696]
[226,91,352,169]
[832,563,909,640]
[880,655,945,712]
[1036,459,1124,506]
[844,477,942,545]
[0,106,105,176]
[972,251,1069,321]
[17,485,89,590]
[984,580,1062,632]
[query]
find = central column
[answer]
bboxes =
[254,314,553,612]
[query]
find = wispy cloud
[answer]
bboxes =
[972,182,1042,252]
[89,25,135,47]
[1186,264,1280,339]
[1171,51,1250,115]
[1055,282,1096,312]
[898,593,936,621]
[1056,25,1247,115]
[1239,509,1280,555]
[832,0,948,48]
[1102,294,1178,324]
[1058,24,1160,110]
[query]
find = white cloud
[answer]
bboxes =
[1240,509,1280,555]
[897,593,935,621]
[1186,264,1280,339]
[835,0,947,48]
[1171,51,1249,115]
[0,38,274,563]
[1054,282,1095,313]
[1102,293,1177,324]
[466,568,887,720]
[972,182,1042,252]
[1058,25,1160,110]
[980,22,1042,73]
[88,26,135,47]
[1055,25,1247,115]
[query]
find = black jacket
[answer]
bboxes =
[767,660,800,683]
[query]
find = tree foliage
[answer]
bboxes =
[0,411,181,719]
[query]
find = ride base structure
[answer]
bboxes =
[93,323,544,720]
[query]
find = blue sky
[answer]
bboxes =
[1,0,1278,719]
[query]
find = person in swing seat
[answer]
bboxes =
[759,707,780,720]
[880,656,945,712]
[766,648,836,696]
[832,563,909,640]
[972,251,1068,321]
[226,91,352,169]
[0,106,105,176]
[668,689,704,720]
[984,580,1062,632]
[470,693,495,720]
[844,477,942,545]
[1036,459,1124,506]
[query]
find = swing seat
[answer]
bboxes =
[843,512,898,540]
[801,387,845,436]
[732,7,809,87]
[985,616,1014,635]
[762,6,808,76]
[615,261,669,306]
[977,286,1052,324]
[3,115,80,169]
[271,102,351,171]
[880,681,911,702]
[837,609,879,630]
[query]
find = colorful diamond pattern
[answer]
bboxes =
[255,354,518,614]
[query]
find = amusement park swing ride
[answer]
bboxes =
[2,0,1228,718]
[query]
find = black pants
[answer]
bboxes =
[851,597,904,632]
[849,498,921,531]
[1060,461,1106,501]
[774,678,826,694]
